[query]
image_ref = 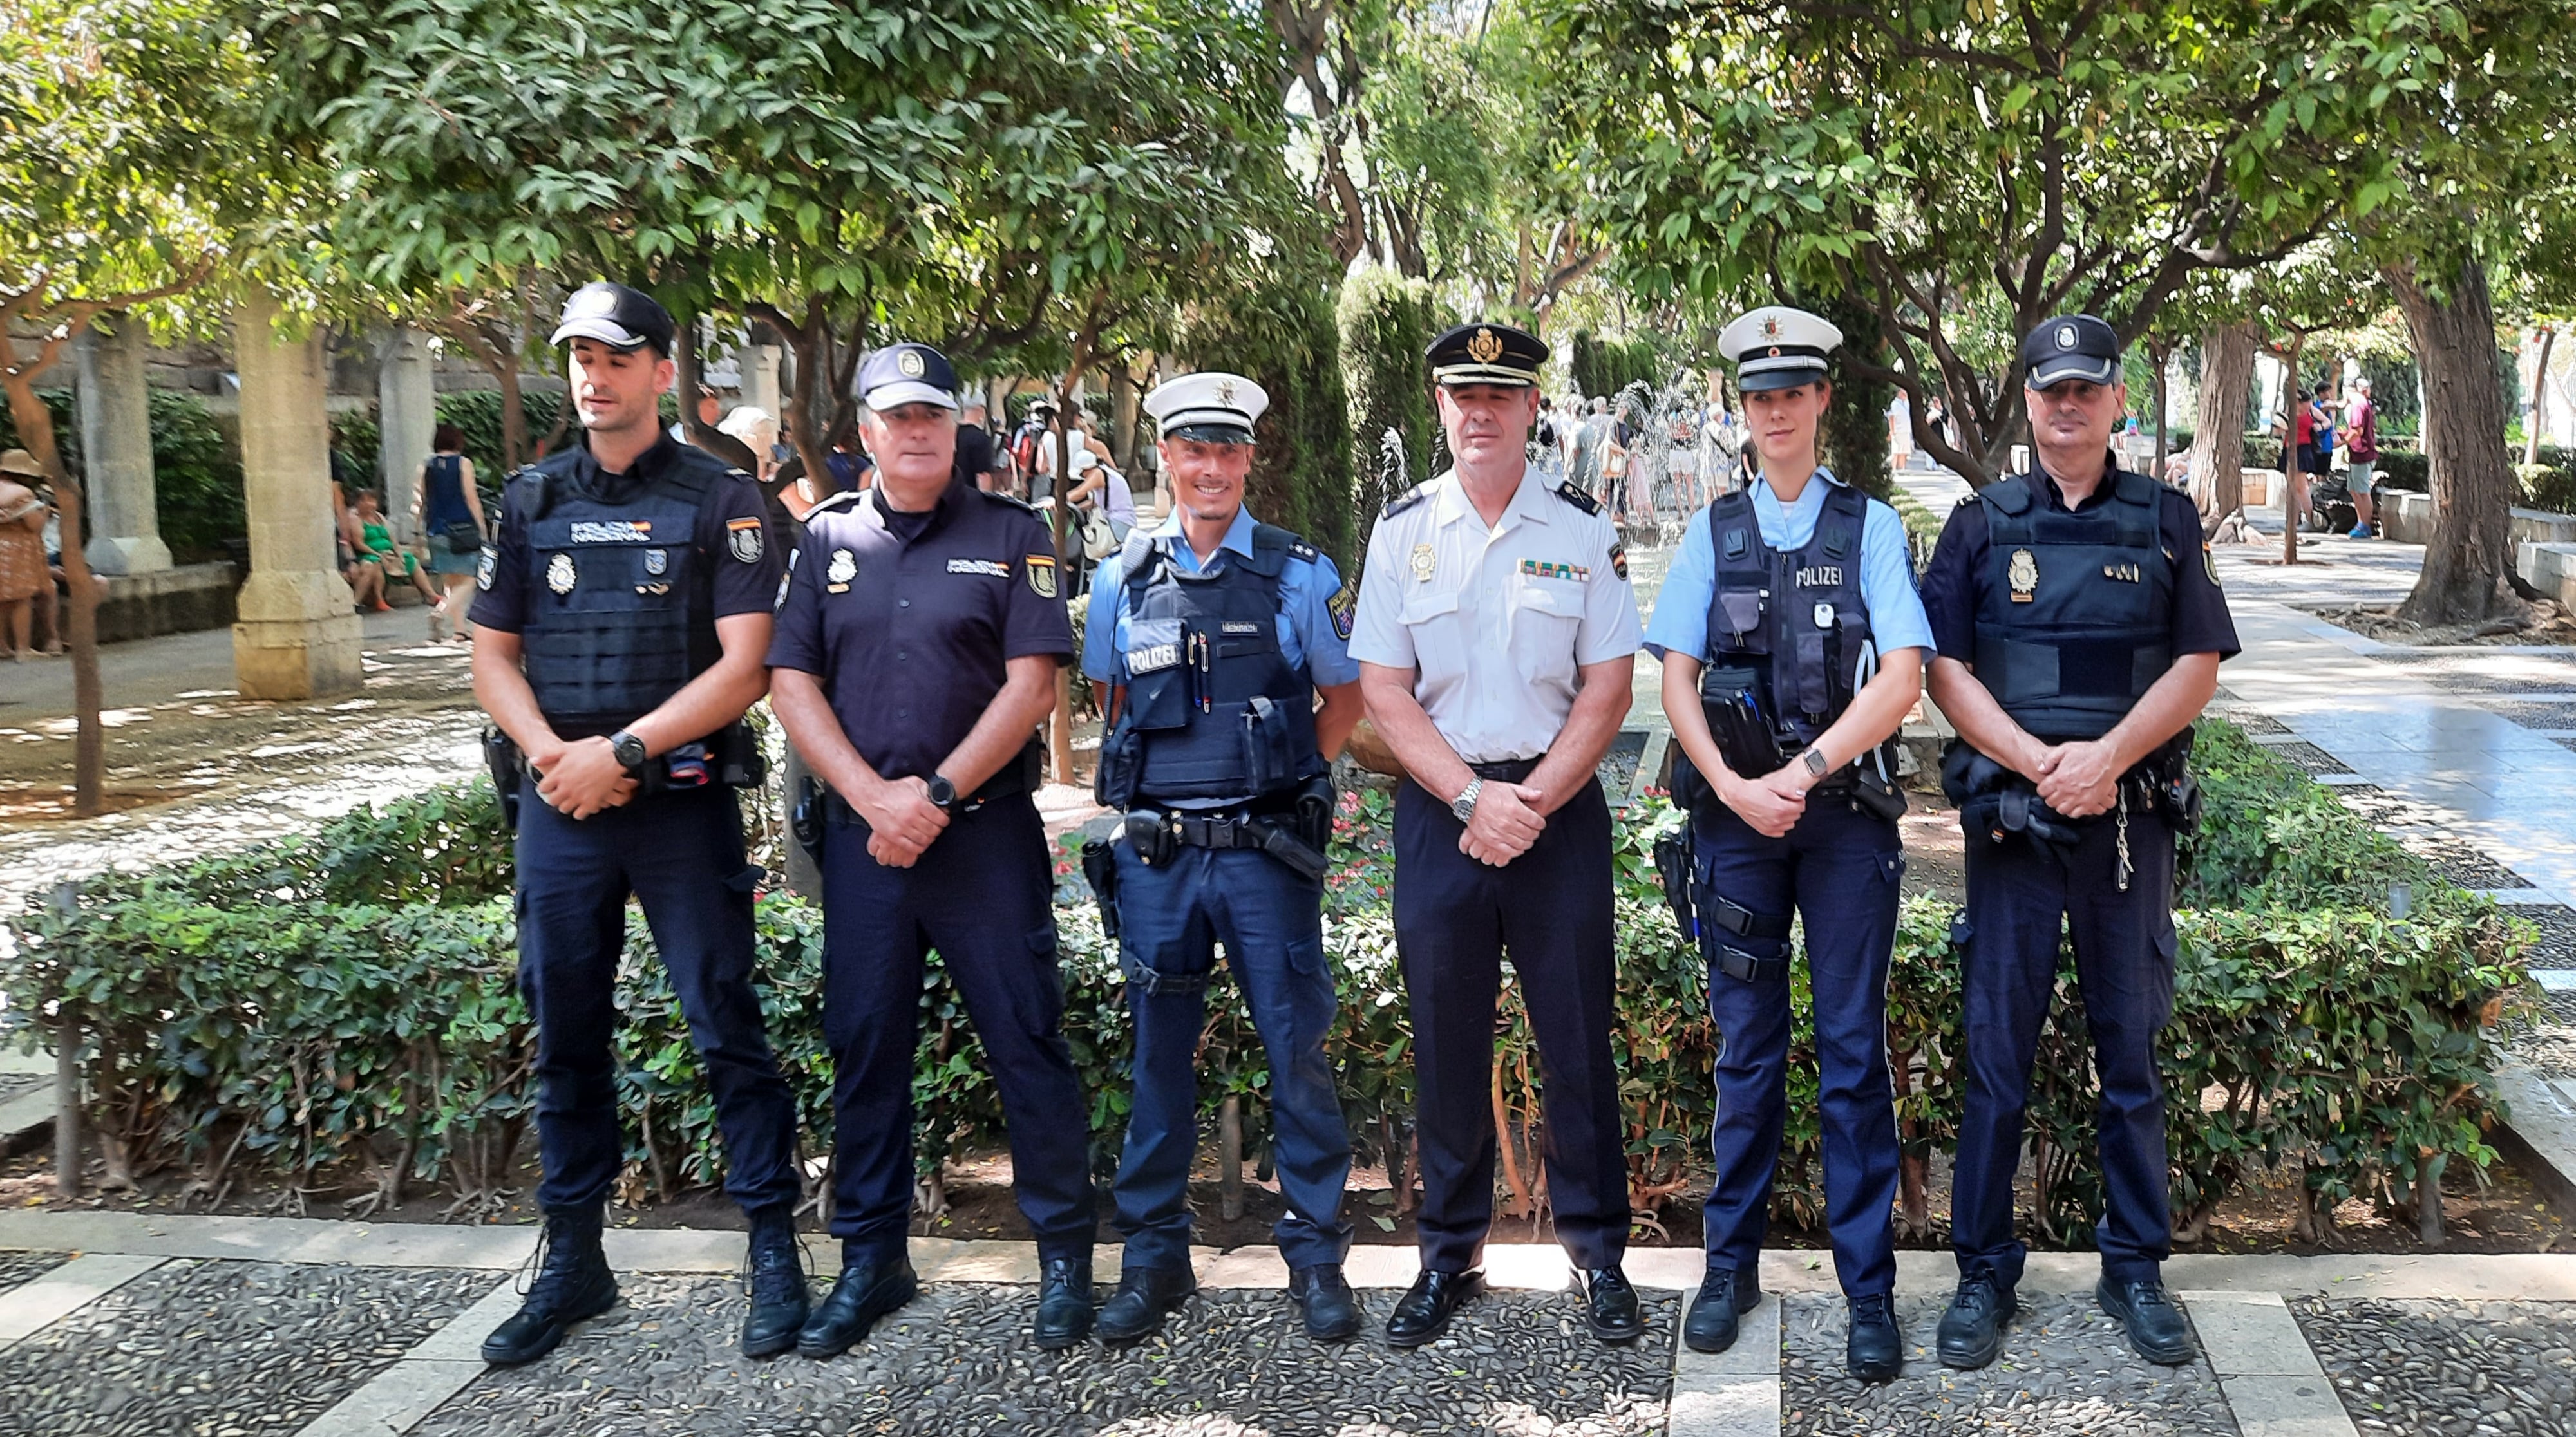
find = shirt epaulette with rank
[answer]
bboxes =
[803,488,866,517]
[1287,538,1319,563]
[1554,480,1603,516]
[1381,481,1436,519]
[972,487,1038,514]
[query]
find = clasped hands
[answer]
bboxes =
[529,735,637,820]
[854,773,949,868]
[2025,737,2123,818]
[1460,780,1547,867]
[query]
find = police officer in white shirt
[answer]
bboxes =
[1349,321,1646,1349]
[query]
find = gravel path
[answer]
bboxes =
[0,1259,493,1437]
[0,1250,67,1293]
[2259,741,2357,777]
[416,1277,1678,1437]
[2293,1297,2576,1436]
[0,1071,42,1106]
[1780,1293,2237,1437]
[2510,986,2576,1082]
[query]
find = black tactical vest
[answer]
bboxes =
[1700,481,1880,750]
[1971,469,2174,740]
[1096,524,1321,809]
[518,466,721,731]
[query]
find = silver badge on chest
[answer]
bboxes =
[643,547,668,576]
[547,552,576,594]
[827,549,857,585]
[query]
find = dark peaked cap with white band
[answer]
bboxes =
[1144,371,1269,445]
[1717,306,1842,392]
[1426,321,1548,388]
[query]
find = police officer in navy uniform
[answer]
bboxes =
[1645,307,1930,1382]
[767,341,1097,1357]
[1920,315,2239,1370]
[1350,323,1646,1348]
[1077,372,1365,1344]
[469,282,806,1365]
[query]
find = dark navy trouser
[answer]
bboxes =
[1952,802,2177,1289]
[1109,841,1354,1272]
[819,793,1095,1263]
[516,780,802,1216]
[1693,796,1904,1299]
[1394,775,1628,1273]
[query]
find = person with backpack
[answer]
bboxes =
[413,423,488,641]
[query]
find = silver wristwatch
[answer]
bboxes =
[1802,747,1831,780]
[1450,777,1484,825]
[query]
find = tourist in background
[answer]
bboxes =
[0,450,55,662]
[2343,376,2379,536]
[413,423,487,641]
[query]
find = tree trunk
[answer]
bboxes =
[2151,341,2171,482]
[2394,257,2523,626]
[2189,322,2256,536]
[2282,330,2306,565]
[1,371,106,813]
[496,361,527,471]
[2530,326,2556,467]
[670,318,758,472]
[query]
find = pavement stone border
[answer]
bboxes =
[0,1250,165,1349]
[1669,1287,1781,1437]
[2185,1290,2360,1437]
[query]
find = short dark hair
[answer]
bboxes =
[432,424,465,451]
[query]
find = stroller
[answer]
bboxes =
[2301,469,2363,535]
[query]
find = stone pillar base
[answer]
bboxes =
[232,569,363,700]
[83,534,173,578]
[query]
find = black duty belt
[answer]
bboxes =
[1468,756,1544,783]
[818,756,1034,826]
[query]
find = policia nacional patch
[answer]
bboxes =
[726,516,764,564]
[1026,552,1059,599]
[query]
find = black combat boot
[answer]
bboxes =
[2098,1277,2198,1365]
[1032,1254,1095,1350]
[1936,1275,2016,1370]
[1095,1264,1198,1344]
[739,1206,810,1360]
[1287,1264,1363,1342]
[481,1207,620,1366]
[1683,1265,1763,1354]
[797,1248,920,1360]
[1846,1293,1902,1382]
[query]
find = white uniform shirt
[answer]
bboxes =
[1350,462,1643,764]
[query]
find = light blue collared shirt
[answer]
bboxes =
[1642,467,1933,662]
[1081,505,1358,686]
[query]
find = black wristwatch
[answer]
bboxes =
[925,775,959,813]
[607,730,649,773]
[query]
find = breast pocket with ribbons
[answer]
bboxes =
[1507,577,1583,688]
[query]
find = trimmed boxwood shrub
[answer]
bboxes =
[2,720,2529,1243]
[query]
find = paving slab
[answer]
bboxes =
[0,1252,163,1348]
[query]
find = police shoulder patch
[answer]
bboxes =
[1026,552,1059,599]
[726,516,764,564]
[1609,542,1629,581]
[475,545,497,591]
[773,570,791,612]
[1326,583,1356,641]
[1554,481,1603,516]
[1381,481,1436,519]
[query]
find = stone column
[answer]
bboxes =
[735,343,783,417]
[231,289,363,700]
[74,312,172,576]
[377,324,437,540]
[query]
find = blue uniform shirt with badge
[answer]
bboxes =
[1643,468,1933,665]
[766,476,1072,780]
[1081,506,1358,690]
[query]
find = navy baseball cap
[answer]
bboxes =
[549,282,675,355]
[856,343,959,411]
[2022,314,2122,389]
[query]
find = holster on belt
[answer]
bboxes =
[482,728,522,829]
[1079,836,1121,941]
[1815,759,1908,823]
[1652,830,1697,941]
[790,776,825,859]
[1125,803,1331,881]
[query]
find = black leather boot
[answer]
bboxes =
[797,1250,920,1359]
[1846,1293,1902,1382]
[1032,1254,1095,1350]
[738,1207,809,1360]
[1096,1264,1197,1344]
[1385,1269,1482,1348]
[2098,1277,2197,1365]
[480,1207,619,1366]
[1936,1275,2016,1370]
[1287,1264,1363,1342]
[1577,1266,1643,1343]
[1683,1266,1763,1354]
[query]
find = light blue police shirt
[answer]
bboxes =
[1641,467,1933,663]
[1080,505,1359,686]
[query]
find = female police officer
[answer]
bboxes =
[767,343,1097,1357]
[1645,306,1928,1383]
[469,282,806,1365]
[1078,371,1365,1344]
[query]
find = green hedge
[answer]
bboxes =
[2,720,2530,1243]
[2515,445,2576,514]
[1338,268,1441,538]
[0,388,248,562]
[1179,277,1357,572]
